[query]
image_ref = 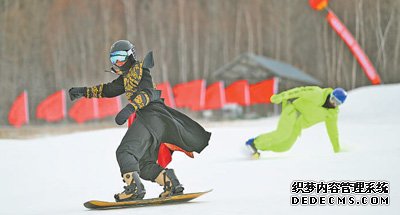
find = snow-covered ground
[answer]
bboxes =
[1,84,399,215]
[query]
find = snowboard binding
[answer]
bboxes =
[156,169,184,198]
[114,171,146,202]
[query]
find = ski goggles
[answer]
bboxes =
[109,49,133,65]
[330,93,343,106]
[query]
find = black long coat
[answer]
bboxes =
[85,52,211,155]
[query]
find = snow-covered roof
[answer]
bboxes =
[213,53,321,85]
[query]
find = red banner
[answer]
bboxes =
[309,0,328,11]
[327,11,381,85]
[225,80,250,106]
[36,90,66,122]
[8,91,29,128]
[205,81,226,110]
[173,79,206,111]
[68,98,99,124]
[97,97,121,119]
[250,79,277,105]
[156,82,176,108]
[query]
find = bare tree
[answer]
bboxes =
[192,3,200,80]
[375,1,395,77]
[122,0,137,40]
[234,2,242,56]
[244,7,254,53]
[1,0,400,125]
[351,0,362,89]
[178,0,187,82]
[255,0,264,55]
[394,18,400,80]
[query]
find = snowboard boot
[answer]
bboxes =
[114,171,146,202]
[246,138,260,159]
[155,169,184,198]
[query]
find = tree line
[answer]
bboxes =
[0,0,399,125]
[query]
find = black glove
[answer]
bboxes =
[68,87,86,101]
[115,104,136,125]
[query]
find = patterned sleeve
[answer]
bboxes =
[128,89,161,111]
[86,76,125,98]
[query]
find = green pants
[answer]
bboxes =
[254,103,302,152]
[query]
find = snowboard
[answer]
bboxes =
[84,190,212,210]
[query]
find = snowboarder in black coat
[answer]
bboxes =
[69,40,211,202]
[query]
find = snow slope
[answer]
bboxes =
[1,84,399,215]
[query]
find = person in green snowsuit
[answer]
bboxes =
[246,86,348,158]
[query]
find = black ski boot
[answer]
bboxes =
[114,171,146,202]
[155,169,184,198]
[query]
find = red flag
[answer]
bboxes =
[225,80,250,106]
[8,91,29,128]
[97,97,121,119]
[205,81,226,110]
[36,90,66,122]
[250,78,278,105]
[68,98,99,124]
[326,11,381,85]
[173,79,206,111]
[309,0,328,11]
[156,82,176,108]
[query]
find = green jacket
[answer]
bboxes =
[274,86,340,152]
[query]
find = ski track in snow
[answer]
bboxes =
[1,84,399,215]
